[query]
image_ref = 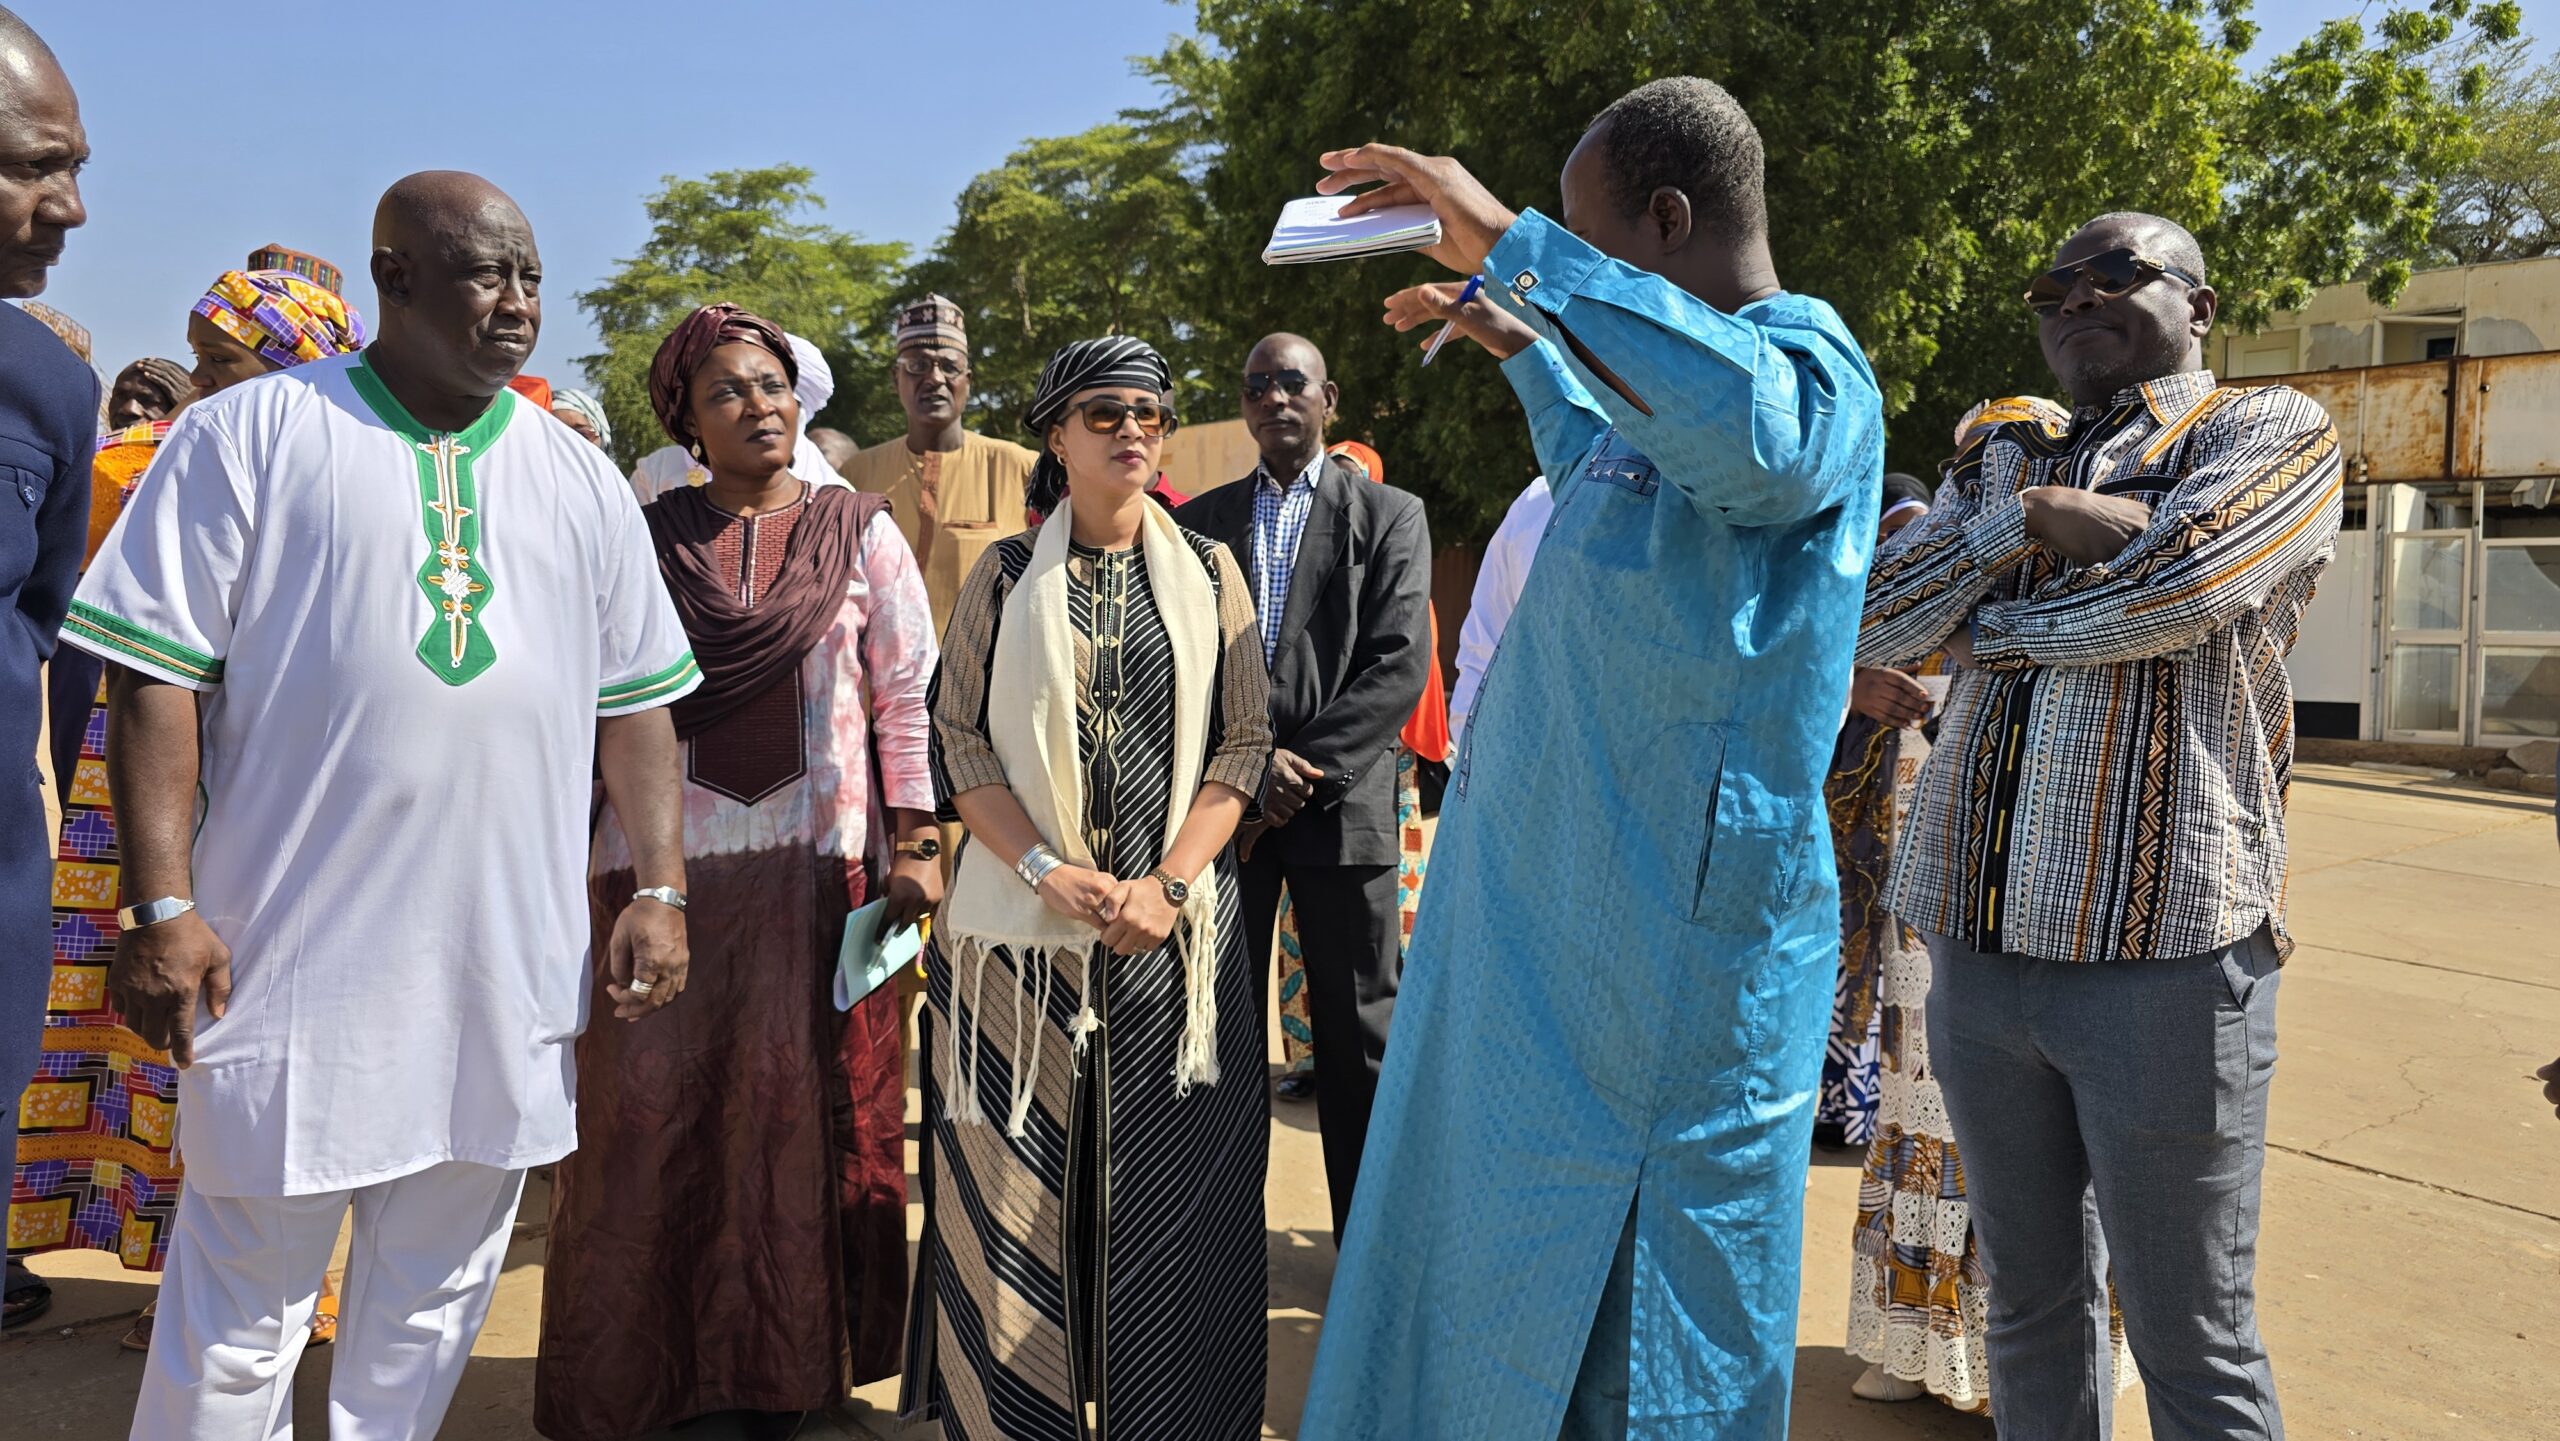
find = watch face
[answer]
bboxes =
[1162,877,1190,904]
[912,838,942,859]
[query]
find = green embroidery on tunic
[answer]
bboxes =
[347,360,514,685]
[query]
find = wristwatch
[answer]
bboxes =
[631,885,688,911]
[1148,868,1190,907]
[895,837,943,861]
[118,896,197,930]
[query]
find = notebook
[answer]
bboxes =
[834,898,926,1012]
[1262,194,1443,265]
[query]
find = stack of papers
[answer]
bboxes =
[1262,195,1442,265]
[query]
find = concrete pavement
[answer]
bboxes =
[6,762,2556,1438]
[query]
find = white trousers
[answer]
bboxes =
[131,1159,527,1441]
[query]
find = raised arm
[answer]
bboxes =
[1970,392,2343,669]
[1482,210,1880,527]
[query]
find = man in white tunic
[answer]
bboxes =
[64,172,698,1439]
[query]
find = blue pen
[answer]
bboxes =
[1420,275,1486,367]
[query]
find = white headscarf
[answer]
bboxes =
[785,332,833,431]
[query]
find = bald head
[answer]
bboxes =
[1241,332,1337,475]
[0,4,82,299]
[810,426,859,476]
[1247,332,1327,382]
[2039,210,2217,407]
[365,170,543,424]
[2069,211,2207,287]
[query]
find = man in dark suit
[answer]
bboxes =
[0,3,93,1330]
[1175,333,1431,1241]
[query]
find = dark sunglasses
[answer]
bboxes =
[1243,369,1314,402]
[2023,247,2203,316]
[1067,397,1179,436]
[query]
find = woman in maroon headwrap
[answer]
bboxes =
[538,304,942,1441]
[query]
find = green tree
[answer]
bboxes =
[2427,45,2560,262]
[900,118,1218,436]
[577,166,909,469]
[1166,0,2521,535]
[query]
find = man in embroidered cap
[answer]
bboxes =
[839,293,1036,631]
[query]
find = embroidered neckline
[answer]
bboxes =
[346,358,515,686]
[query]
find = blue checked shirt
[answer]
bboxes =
[1250,454,1322,667]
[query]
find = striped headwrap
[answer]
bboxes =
[244,243,344,296]
[646,303,797,453]
[193,270,367,371]
[1020,335,1171,517]
[550,388,612,449]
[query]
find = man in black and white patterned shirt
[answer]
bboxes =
[1860,212,2340,1441]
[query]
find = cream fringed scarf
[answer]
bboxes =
[938,500,1224,1136]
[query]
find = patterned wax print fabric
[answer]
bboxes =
[1814,713,1897,1145]
[60,353,699,1198]
[8,439,174,1267]
[900,530,1272,1441]
[1859,373,2341,964]
[192,270,366,372]
[7,671,178,1268]
[1846,718,2139,1411]
[838,428,1036,633]
[542,498,938,1437]
[1276,746,1427,1075]
[1298,211,1884,1441]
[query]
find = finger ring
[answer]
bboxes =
[628,979,655,996]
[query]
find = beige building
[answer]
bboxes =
[2215,255,2560,748]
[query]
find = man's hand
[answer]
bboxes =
[606,896,688,1021]
[110,911,231,1069]
[1317,144,1519,275]
[2019,486,2153,567]
[880,854,943,938]
[2538,1058,2560,1119]
[1850,667,1934,729]
[1384,282,1539,362]
[1263,749,1325,827]
[1234,816,1268,863]
[1098,878,1179,957]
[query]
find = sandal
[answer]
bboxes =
[2,1262,50,1330]
[309,1285,339,1346]
[120,1301,156,1353]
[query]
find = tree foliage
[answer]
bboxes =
[575,166,909,468]
[901,119,1218,436]
[2426,45,2560,262]
[1165,0,2523,532]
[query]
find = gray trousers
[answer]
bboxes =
[1925,929,2285,1441]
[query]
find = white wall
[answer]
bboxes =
[2293,526,2374,713]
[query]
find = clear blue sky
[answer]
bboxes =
[25,0,1198,388]
[19,0,2549,388]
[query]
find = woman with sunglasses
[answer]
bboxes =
[901,337,1272,1440]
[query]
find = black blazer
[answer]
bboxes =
[1175,457,1431,867]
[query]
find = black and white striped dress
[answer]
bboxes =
[903,529,1272,1441]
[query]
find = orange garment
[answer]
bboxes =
[86,420,173,566]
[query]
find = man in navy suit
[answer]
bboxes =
[0,2,95,1330]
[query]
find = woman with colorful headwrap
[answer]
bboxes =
[12,263,365,1351]
[900,336,1271,1441]
[1839,396,2134,1413]
[537,304,939,1441]
[1266,439,1447,1102]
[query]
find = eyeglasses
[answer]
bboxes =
[1067,397,1179,437]
[897,354,970,379]
[1243,369,1314,402]
[2023,247,2204,316]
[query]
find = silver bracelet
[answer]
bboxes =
[1015,842,1065,890]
